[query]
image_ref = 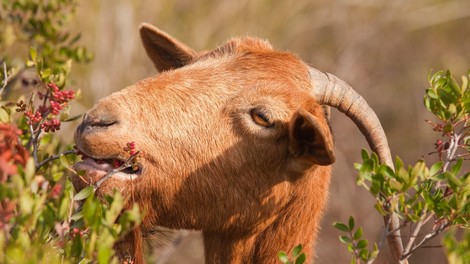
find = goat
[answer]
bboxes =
[73,23,398,263]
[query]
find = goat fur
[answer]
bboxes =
[73,23,337,264]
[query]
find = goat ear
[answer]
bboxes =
[139,23,196,72]
[289,108,335,166]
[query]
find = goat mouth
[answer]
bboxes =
[73,150,143,183]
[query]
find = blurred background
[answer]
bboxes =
[64,0,469,263]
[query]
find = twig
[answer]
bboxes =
[28,107,51,168]
[386,219,409,237]
[442,133,461,172]
[0,62,8,97]
[93,151,140,191]
[35,149,77,170]
[450,153,470,161]
[400,222,451,260]
[403,208,428,255]
[28,122,39,163]
[420,245,443,249]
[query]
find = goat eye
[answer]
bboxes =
[250,108,273,128]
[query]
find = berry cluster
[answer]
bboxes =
[69,227,85,238]
[126,141,137,156]
[16,83,75,133]
[24,110,42,124]
[41,119,61,132]
[49,83,75,103]
[124,141,140,171]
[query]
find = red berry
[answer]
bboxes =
[112,159,122,168]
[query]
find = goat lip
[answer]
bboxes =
[73,158,142,181]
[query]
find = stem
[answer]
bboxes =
[400,222,450,260]
[28,108,51,168]
[450,152,470,161]
[35,149,77,170]
[403,205,429,255]
[349,229,362,263]
[31,127,41,167]
[93,151,140,190]
[28,122,39,164]
[0,62,8,98]
[442,133,461,172]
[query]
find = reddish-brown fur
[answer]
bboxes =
[73,24,336,263]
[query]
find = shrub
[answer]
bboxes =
[1,1,140,263]
[333,70,470,263]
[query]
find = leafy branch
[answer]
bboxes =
[335,70,470,263]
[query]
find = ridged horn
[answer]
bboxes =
[309,67,407,262]
[309,67,393,168]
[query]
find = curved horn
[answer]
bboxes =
[309,67,407,262]
[309,67,393,168]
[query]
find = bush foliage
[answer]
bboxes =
[1,1,140,263]
[333,70,470,263]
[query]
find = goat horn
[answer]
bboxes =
[309,67,407,263]
[309,67,393,168]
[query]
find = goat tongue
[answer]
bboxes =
[82,158,114,172]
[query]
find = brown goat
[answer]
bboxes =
[73,23,399,263]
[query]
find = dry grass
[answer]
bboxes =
[67,0,470,262]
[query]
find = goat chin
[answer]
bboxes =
[72,23,393,264]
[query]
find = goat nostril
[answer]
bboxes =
[89,119,116,127]
[78,114,117,135]
[85,113,118,128]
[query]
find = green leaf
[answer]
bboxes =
[30,47,37,61]
[24,158,35,183]
[445,172,462,189]
[71,211,84,221]
[381,165,395,179]
[63,114,83,122]
[339,236,352,244]
[295,253,306,264]
[98,247,112,264]
[74,186,94,201]
[395,156,404,171]
[374,202,386,215]
[19,194,34,215]
[450,159,463,177]
[370,243,379,260]
[426,88,438,99]
[333,222,350,232]
[70,236,83,258]
[461,74,469,94]
[105,192,124,225]
[0,107,9,122]
[430,161,444,176]
[448,76,462,96]
[443,124,453,133]
[292,244,302,257]
[348,216,355,230]
[357,239,368,249]
[278,251,289,263]
[59,153,76,172]
[359,248,369,260]
[361,149,369,161]
[353,227,363,240]
[448,104,457,115]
